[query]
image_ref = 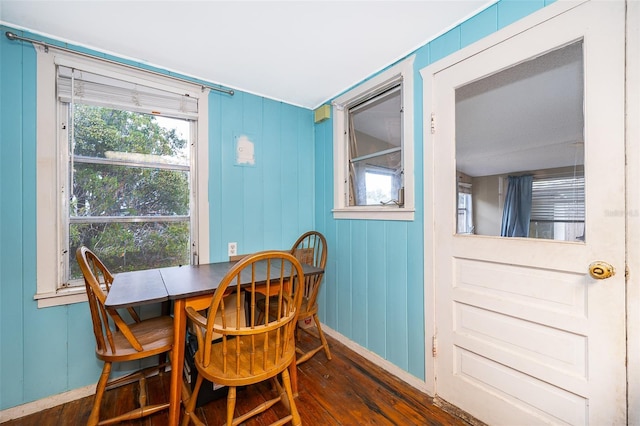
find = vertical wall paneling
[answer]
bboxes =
[406,219,425,378]
[212,93,245,258]
[365,222,387,356]
[24,307,69,400]
[262,100,284,247]
[208,92,224,259]
[350,221,368,346]
[66,303,102,390]
[334,221,352,334]
[385,223,409,370]
[279,103,300,244]
[240,94,265,251]
[460,4,499,48]
[296,108,315,235]
[314,117,334,329]
[429,27,461,64]
[1,28,29,409]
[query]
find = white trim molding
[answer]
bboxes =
[0,384,95,423]
[332,56,415,221]
[322,324,430,395]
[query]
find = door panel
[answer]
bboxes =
[430,2,626,424]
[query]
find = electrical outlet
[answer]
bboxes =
[228,242,237,257]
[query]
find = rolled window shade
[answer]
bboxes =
[530,174,585,222]
[57,65,198,119]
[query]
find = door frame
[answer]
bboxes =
[421,1,637,421]
[626,1,640,424]
[421,0,589,397]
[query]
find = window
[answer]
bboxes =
[332,56,414,220]
[365,168,395,205]
[457,183,473,234]
[35,47,210,307]
[529,170,585,241]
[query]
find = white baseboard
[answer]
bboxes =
[321,324,431,395]
[0,384,95,423]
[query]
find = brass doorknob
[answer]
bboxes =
[589,261,615,279]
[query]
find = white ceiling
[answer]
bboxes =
[0,0,494,109]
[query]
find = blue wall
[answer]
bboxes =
[0,0,549,411]
[0,26,314,410]
[209,93,315,258]
[314,0,551,381]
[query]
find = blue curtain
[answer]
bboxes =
[501,175,533,237]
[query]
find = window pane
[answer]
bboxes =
[350,86,401,158]
[72,163,190,217]
[73,104,189,166]
[67,103,192,285]
[365,171,393,205]
[457,192,473,233]
[351,151,401,205]
[69,221,190,280]
[348,83,403,207]
[455,41,584,240]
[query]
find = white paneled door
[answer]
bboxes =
[428,1,626,425]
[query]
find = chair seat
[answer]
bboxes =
[96,315,174,362]
[195,333,296,387]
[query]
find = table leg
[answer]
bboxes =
[290,353,298,396]
[169,298,187,426]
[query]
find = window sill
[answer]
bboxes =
[332,207,415,221]
[34,286,88,308]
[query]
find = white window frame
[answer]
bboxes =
[34,45,210,307]
[332,56,415,221]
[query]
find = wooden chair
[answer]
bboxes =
[181,251,304,426]
[257,232,331,365]
[76,246,174,426]
[289,231,331,364]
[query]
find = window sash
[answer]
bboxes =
[347,80,403,207]
[62,103,194,287]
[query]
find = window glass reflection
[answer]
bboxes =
[455,41,585,242]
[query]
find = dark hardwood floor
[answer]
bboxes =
[3,333,470,425]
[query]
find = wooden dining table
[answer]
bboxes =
[105,259,323,426]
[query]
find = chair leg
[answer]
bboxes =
[181,374,205,426]
[88,362,112,426]
[313,313,332,360]
[296,314,332,365]
[226,386,237,426]
[280,368,301,426]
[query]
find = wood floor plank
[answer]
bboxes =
[1,333,471,426]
